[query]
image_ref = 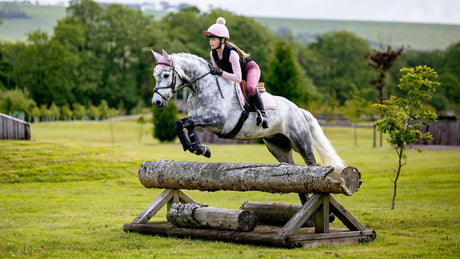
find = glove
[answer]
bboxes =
[210,66,223,76]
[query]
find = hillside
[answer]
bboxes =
[0,3,66,42]
[1,3,460,51]
[254,17,460,51]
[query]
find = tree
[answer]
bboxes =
[152,101,177,142]
[367,46,404,104]
[373,65,439,210]
[306,31,373,104]
[265,41,302,104]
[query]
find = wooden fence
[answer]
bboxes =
[0,113,31,140]
[417,121,460,145]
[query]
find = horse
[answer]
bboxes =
[151,49,344,170]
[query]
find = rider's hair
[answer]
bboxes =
[225,41,250,62]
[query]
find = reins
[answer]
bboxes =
[154,61,224,101]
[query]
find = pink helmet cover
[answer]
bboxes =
[151,49,172,75]
[203,17,229,39]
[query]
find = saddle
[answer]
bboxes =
[219,80,278,139]
[237,80,278,111]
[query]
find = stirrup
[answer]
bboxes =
[256,110,268,128]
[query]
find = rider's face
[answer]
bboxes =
[209,37,222,50]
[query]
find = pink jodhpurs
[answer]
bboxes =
[245,61,261,96]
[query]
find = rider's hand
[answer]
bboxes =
[210,67,223,76]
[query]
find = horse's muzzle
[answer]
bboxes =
[152,95,167,108]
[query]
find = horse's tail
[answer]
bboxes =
[301,109,344,167]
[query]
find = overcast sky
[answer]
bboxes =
[9,0,460,25]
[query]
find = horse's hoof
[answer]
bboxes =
[202,146,211,158]
[329,212,336,223]
[262,120,268,129]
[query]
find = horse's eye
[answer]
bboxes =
[163,74,169,79]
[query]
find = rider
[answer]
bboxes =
[203,17,268,128]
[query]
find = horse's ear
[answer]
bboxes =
[151,49,162,62]
[162,49,171,62]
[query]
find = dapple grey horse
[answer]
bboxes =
[151,49,343,170]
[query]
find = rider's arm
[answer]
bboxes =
[222,50,242,83]
[209,50,242,83]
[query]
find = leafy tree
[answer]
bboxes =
[307,31,373,104]
[265,41,302,103]
[72,103,87,120]
[367,46,404,103]
[61,104,73,120]
[373,65,439,210]
[0,88,36,119]
[152,101,177,142]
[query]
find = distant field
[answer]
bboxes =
[254,17,460,51]
[1,3,460,51]
[0,3,66,42]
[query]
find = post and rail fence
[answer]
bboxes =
[0,113,31,140]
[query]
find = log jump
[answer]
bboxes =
[139,160,361,195]
[124,160,376,248]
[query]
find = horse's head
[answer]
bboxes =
[151,49,178,108]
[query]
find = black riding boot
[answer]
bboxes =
[249,90,268,128]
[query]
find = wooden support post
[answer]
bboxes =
[315,194,329,233]
[275,194,322,238]
[131,189,195,224]
[329,195,365,231]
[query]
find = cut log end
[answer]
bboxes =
[238,210,258,232]
[339,167,362,196]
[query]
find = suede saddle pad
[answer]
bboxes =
[235,80,278,111]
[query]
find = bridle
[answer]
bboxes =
[153,61,212,101]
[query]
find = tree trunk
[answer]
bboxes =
[240,202,315,227]
[166,203,257,231]
[139,160,361,195]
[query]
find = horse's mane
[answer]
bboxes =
[172,53,208,68]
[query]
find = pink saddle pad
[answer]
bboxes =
[235,83,278,111]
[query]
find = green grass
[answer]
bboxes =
[1,119,459,258]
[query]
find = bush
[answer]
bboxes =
[152,101,177,142]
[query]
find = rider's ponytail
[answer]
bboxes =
[226,41,250,62]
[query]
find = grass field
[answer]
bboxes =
[1,119,459,258]
[1,3,460,51]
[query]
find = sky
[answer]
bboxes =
[7,0,460,25]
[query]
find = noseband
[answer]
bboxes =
[153,61,211,101]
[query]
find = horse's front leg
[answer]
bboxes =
[174,118,192,152]
[174,117,211,158]
[184,119,211,158]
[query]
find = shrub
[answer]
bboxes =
[152,101,177,142]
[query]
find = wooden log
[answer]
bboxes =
[139,160,361,195]
[240,202,316,227]
[166,203,257,231]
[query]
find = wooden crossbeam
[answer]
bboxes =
[131,189,195,224]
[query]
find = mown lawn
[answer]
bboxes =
[1,120,459,258]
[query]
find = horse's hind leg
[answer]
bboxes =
[263,135,310,204]
[263,134,294,164]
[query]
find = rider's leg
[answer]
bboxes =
[246,65,268,128]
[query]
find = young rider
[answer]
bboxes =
[203,17,268,128]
